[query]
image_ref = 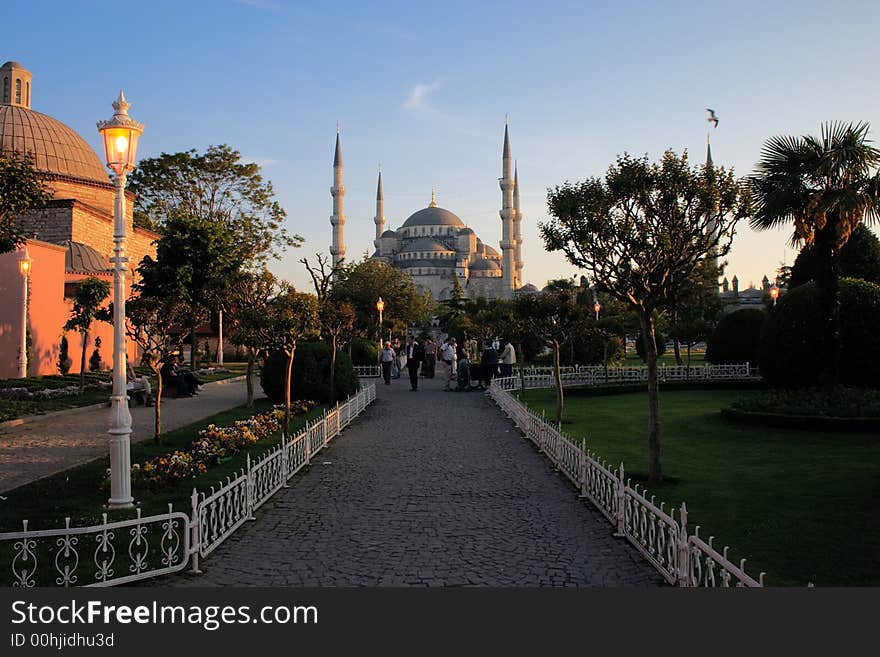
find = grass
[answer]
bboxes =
[0,396,323,532]
[0,363,248,423]
[517,388,880,586]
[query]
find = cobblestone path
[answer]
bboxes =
[0,377,254,493]
[167,374,661,587]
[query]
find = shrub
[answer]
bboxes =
[705,309,766,365]
[260,341,360,404]
[730,386,880,418]
[759,278,880,388]
[89,336,103,372]
[349,337,379,366]
[563,329,625,365]
[635,331,667,361]
[57,335,72,375]
[789,225,880,288]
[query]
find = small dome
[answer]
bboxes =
[483,244,500,257]
[401,206,465,228]
[0,106,110,184]
[458,227,474,235]
[518,283,539,293]
[380,229,397,238]
[63,240,111,274]
[2,61,26,70]
[401,237,452,253]
[470,257,501,271]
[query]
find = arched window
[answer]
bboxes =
[14,78,21,104]
[2,77,8,103]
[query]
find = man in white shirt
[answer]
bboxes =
[441,337,457,391]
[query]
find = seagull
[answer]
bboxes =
[707,108,719,128]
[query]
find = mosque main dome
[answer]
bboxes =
[0,61,109,185]
[401,205,465,228]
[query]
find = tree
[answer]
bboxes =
[665,258,724,365]
[227,269,278,408]
[136,213,242,370]
[125,295,188,444]
[332,257,433,342]
[541,150,750,483]
[751,122,880,387]
[64,277,111,393]
[515,290,590,425]
[89,336,103,372]
[57,335,72,375]
[262,287,319,437]
[0,152,51,253]
[789,224,880,288]
[128,144,300,264]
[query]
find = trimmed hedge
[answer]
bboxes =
[758,278,880,388]
[349,337,379,366]
[260,341,360,404]
[706,308,766,365]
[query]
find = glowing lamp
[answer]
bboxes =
[97,91,143,175]
[593,301,601,320]
[376,297,385,313]
[18,251,31,276]
[769,286,779,306]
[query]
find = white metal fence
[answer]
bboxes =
[512,363,757,389]
[354,365,381,378]
[488,377,765,587]
[1,384,377,587]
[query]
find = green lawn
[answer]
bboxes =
[518,388,880,586]
[0,397,323,532]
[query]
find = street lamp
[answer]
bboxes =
[17,247,31,378]
[98,91,143,509]
[376,297,385,353]
[769,285,779,307]
[593,301,601,321]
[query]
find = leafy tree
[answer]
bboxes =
[128,144,300,263]
[64,277,111,393]
[542,149,750,483]
[751,122,880,387]
[666,258,725,364]
[227,269,278,408]
[706,308,766,365]
[125,294,188,443]
[789,224,880,288]
[261,287,320,437]
[0,152,51,253]
[332,257,433,342]
[136,213,242,370]
[515,290,590,425]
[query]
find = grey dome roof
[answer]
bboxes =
[483,244,500,257]
[401,206,465,228]
[2,61,26,69]
[518,283,539,293]
[0,106,110,184]
[458,227,474,235]
[63,240,111,274]
[401,237,452,253]
[470,257,501,271]
[380,229,397,238]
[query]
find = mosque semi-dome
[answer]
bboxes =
[0,61,109,185]
[63,240,111,274]
[401,206,465,228]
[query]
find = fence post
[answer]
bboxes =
[578,438,588,498]
[281,435,290,488]
[614,463,626,537]
[539,410,546,454]
[246,453,256,520]
[676,502,690,587]
[190,488,202,574]
[304,421,312,467]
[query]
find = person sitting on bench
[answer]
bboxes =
[160,354,201,397]
[126,363,153,406]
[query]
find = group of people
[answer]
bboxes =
[379,335,517,393]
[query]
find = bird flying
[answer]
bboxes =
[707,108,719,128]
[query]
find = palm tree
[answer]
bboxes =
[751,122,880,386]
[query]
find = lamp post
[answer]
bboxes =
[98,91,143,509]
[17,247,31,378]
[593,301,601,321]
[217,309,224,368]
[769,286,779,307]
[376,297,385,353]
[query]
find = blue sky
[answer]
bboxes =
[5,0,879,291]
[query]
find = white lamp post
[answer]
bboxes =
[17,247,31,378]
[770,285,779,307]
[98,91,143,509]
[376,297,385,354]
[218,309,224,368]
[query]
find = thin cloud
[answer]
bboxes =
[404,81,441,111]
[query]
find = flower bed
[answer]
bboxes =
[131,401,317,490]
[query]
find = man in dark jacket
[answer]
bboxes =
[480,342,499,389]
[405,336,425,391]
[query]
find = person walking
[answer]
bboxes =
[499,340,516,378]
[455,349,472,391]
[440,337,457,391]
[405,336,425,391]
[423,338,437,378]
[379,341,396,385]
[392,337,404,378]
[480,341,499,389]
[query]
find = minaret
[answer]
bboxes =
[330,129,346,271]
[499,120,516,296]
[513,162,523,290]
[373,167,385,250]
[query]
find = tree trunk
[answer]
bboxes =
[518,342,526,394]
[553,339,564,427]
[154,370,163,445]
[245,349,255,408]
[815,236,842,388]
[189,322,199,371]
[638,310,663,484]
[673,337,683,366]
[330,334,337,402]
[79,330,88,394]
[284,346,296,438]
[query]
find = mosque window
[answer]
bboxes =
[2,77,8,102]
[15,78,21,104]
[26,82,29,106]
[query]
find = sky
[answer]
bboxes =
[5,0,879,292]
